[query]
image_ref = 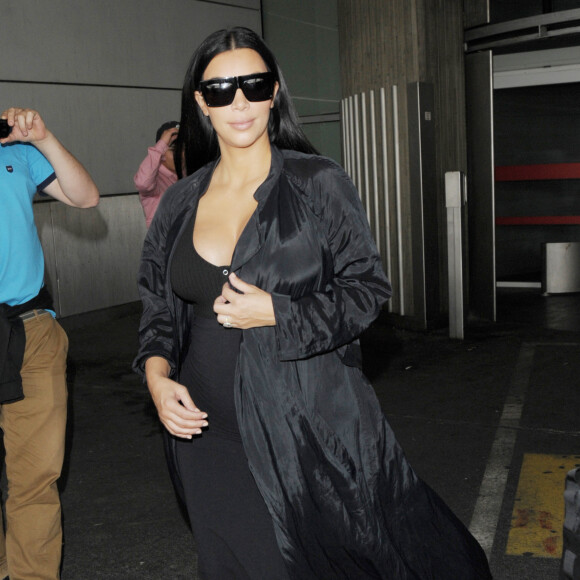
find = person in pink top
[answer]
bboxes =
[134,121,179,227]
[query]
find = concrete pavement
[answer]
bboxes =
[53,289,580,579]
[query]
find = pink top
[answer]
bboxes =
[134,140,178,227]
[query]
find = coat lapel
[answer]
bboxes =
[231,147,283,272]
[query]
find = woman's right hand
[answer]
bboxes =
[145,357,208,439]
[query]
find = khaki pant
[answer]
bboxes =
[0,311,68,580]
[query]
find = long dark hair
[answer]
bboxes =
[174,27,318,178]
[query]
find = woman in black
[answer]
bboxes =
[134,27,492,579]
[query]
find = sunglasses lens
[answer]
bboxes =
[201,80,236,107]
[200,73,275,107]
[241,73,274,102]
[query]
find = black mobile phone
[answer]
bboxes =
[0,119,12,138]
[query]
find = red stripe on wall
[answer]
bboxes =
[496,216,580,225]
[495,163,580,181]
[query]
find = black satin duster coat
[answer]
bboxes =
[134,146,492,579]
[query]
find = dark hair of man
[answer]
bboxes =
[174,26,318,178]
[155,121,179,144]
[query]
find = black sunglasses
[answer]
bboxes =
[199,72,276,107]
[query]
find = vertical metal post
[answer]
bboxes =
[353,94,362,195]
[380,87,392,312]
[446,171,466,339]
[341,98,350,175]
[392,85,404,316]
[361,92,371,219]
[369,90,380,249]
[348,96,356,182]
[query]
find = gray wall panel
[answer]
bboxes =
[263,11,340,113]
[262,0,341,161]
[35,196,147,317]
[212,0,261,8]
[1,1,260,88]
[33,202,59,307]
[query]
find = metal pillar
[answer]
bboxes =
[446,171,467,339]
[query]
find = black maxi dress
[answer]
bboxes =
[169,213,290,580]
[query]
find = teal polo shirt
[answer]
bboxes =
[0,143,56,306]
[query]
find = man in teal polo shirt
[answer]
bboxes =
[0,107,99,579]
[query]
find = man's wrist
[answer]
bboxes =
[155,139,169,152]
[30,130,57,151]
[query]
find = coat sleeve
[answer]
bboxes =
[132,189,179,378]
[271,159,392,361]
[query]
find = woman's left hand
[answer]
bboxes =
[214,272,276,329]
